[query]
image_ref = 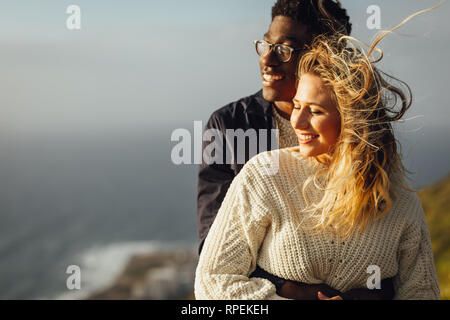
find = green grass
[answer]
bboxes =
[418,173,450,300]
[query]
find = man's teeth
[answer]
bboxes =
[300,135,318,140]
[263,74,284,81]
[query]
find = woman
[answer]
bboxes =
[194,10,440,300]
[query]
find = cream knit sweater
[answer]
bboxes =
[272,105,298,149]
[194,147,440,300]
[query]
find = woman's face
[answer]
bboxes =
[291,72,341,162]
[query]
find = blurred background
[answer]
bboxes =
[0,0,448,299]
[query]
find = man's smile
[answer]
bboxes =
[262,72,285,86]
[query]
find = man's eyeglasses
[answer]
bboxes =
[254,40,303,63]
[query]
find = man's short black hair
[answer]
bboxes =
[272,0,352,37]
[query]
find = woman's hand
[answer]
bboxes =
[317,291,343,300]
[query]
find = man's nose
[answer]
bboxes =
[260,47,279,66]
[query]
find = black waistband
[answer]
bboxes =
[249,265,286,294]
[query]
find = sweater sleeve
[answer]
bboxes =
[194,157,288,300]
[393,193,440,300]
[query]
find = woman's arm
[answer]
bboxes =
[393,193,440,300]
[194,158,288,300]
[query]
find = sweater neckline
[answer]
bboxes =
[286,147,327,169]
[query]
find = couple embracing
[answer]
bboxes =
[195,0,440,300]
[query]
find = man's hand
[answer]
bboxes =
[317,291,343,300]
[279,278,395,300]
[279,281,342,300]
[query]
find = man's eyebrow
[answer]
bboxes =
[279,35,299,42]
[264,33,298,43]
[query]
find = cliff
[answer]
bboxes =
[87,248,197,300]
[418,173,450,299]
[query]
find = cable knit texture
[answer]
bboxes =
[272,105,299,149]
[194,147,440,300]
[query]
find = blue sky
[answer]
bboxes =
[0,0,273,28]
[0,0,449,136]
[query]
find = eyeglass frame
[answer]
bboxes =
[253,39,304,63]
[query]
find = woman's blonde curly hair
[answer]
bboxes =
[296,4,442,238]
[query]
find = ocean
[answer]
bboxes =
[0,125,448,299]
[0,128,198,299]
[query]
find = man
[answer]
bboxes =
[198,0,351,254]
[196,0,394,299]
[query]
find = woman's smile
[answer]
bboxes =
[297,133,319,143]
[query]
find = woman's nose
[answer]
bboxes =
[291,108,309,130]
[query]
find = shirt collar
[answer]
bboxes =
[245,90,273,118]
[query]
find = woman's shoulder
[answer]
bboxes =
[244,147,314,176]
[239,147,319,193]
[389,180,425,223]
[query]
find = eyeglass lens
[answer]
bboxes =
[256,41,291,62]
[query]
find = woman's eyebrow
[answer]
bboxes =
[293,99,328,110]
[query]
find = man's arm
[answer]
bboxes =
[197,113,235,254]
[254,265,396,300]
